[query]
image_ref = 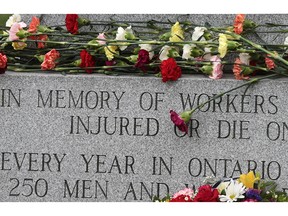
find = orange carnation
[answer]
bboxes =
[41,49,60,70]
[234,14,245,35]
[28,16,48,49]
[233,58,249,80]
[265,56,276,70]
[37,34,48,49]
[28,16,40,33]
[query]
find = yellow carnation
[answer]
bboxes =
[12,41,27,50]
[169,22,184,42]
[104,46,118,61]
[218,33,228,58]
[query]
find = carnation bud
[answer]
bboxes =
[116,61,128,66]
[87,39,99,48]
[203,31,212,40]
[159,32,171,40]
[77,17,90,27]
[243,20,256,29]
[182,21,192,25]
[227,41,241,50]
[73,59,82,67]
[201,65,213,75]
[133,47,140,54]
[191,47,204,57]
[16,29,30,39]
[34,54,44,63]
[241,66,253,75]
[168,48,180,58]
[125,32,136,40]
[180,111,192,123]
[127,54,138,63]
[37,25,54,33]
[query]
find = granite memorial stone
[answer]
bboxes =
[0,14,288,202]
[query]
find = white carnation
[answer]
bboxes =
[6,14,21,27]
[159,45,171,61]
[115,26,134,51]
[284,36,288,45]
[239,53,250,65]
[139,43,154,60]
[192,27,207,41]
[182,44,192,60]
[203,47,212,61]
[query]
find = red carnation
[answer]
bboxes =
[105,60,116,71]
[160,58,182,82]
[37,34,48,49]
[65,14,79,34]
[193,185,219,202]
[265,56,276,70]
[0,53,7,74]
[135,49,150,72]
[170,110,188,133]
[80,50,95,73]
[234,14,245,35]
[41,49,60,70]
[28,16,48,49]
[170,195,193,202]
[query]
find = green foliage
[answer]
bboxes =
[0,14,11,34]
[153,195,171,202]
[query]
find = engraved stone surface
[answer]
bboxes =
[1,14,288,202]
[20,14,288,44]
[0,72,288,201]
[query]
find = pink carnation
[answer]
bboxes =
[97,33,106,45]
[172,188,194,199]
[41,49,60,70]
[8,22,27,41]
[209,55,223,79]
[170,110,188,133]
[244,199,258,202]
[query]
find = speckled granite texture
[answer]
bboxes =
[1,14,288,201]
[0,72,287,201]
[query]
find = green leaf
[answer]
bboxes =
[0,14,11,26]
[0,14,11,34]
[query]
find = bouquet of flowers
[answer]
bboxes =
[153,171,288,202]
[1,14,288,134]
[0,13,287,81]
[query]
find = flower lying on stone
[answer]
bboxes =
[218,33,228,58]
[265,55,276,70]
[139,43,154,60]
[234,14,245,34]
[135,49,150,72]
[233,58,250,80]
[192,27,207,41]
[209,55,223,80]
[0,53,7,74]
[65,14,79,34]
[169,110,192,133]
[169,22,184,42]
[6,14,21,27]
[8,22,27,41]
[80,49,96,73]
[41,49,60,70]
[160,58,182,82]
[97,33,106,45]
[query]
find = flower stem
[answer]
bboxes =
[187,73,279,115]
